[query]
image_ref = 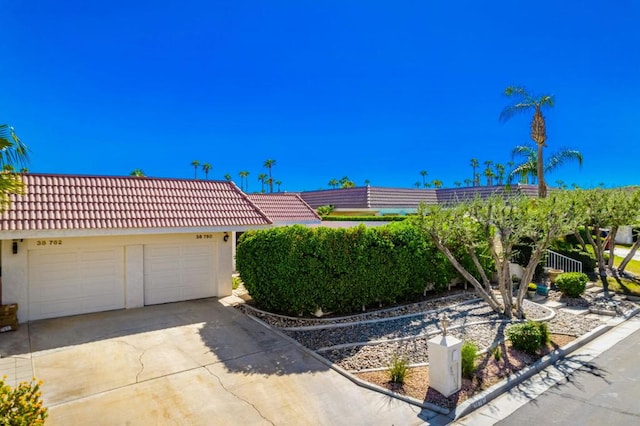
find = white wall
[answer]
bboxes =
[1,232,233,322]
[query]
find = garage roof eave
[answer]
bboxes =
[0,224,273,240]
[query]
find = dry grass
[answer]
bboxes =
[354,334,575,409]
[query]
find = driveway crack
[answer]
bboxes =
[206,370,275,425]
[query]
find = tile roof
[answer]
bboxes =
[300,185,539,210]
[247,193,322,224]
[0,173,272,232]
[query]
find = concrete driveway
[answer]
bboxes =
[0,298,435,425]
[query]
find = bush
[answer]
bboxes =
[507,321,543,355]
[388,356,410,384]
[0,378,48,425]
[236,223,455,315]
[537,321,551,346]
[461,342,478,379]
[555,272,589,298]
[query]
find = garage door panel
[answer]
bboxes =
[29,247,125,321]
[144,242,215,305]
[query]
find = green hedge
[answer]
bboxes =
[321,216,407,222]
[236,223,455,315]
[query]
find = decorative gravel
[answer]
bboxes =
[237,290,636,372]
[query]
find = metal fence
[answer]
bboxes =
[545,249,582,273]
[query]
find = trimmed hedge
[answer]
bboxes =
[507,321,543,355]
[321,216,407,222]
[236,223,455,315]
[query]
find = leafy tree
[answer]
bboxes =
[190,160,200,178]
[129,169,145,177]
[257,173,267,193]
[202,162,212,179]
[264,159,276,193]
[470,158,479,186]
[510,144,583,185]
[339,176,355,188]
[500,86,555,197]
[413,192,581,317]
[0,124,29,210]
[574,188,640,293]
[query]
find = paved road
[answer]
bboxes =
[497,328,640,425]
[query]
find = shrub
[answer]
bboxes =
[492,346,502,361]
[461,342,478,379]
[388,356,410,384]
[555,272,589,298]
[507,321,543,355]
[236,223,455,315]
[537,321,551,346]
[0,378,48,425]
[232,276,242,290]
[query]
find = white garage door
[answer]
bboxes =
[143,242,215,305]
[28,247,125,321]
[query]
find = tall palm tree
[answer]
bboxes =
[238,171,249,191]
[495,163,506,185]
[190,160,200,179]
[420,170,428,187]
[414,181,421,188]
[464,179,472,187]
[257,173,267,193]
[275,180,282,192]
[0,124,29,210]
[202,162,212,179]
[506,161,515,185]
[224,173,232,182]
[510,144,583,186]
[454,181,462,188]
[470,158,479,186]
[483,167,495,186]
[130,169,145,177]
[500,86,555,197]
[263,159,276,193]
[328,178,339,189]
[432,179,443,189]
[364,179,371,186]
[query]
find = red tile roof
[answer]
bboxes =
[247,193,321,224]
[0,174,272,232]
[299,186,438,209]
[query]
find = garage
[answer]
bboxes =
[143,242,216,305]
[28,246,125,321]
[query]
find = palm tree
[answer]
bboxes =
[328,178,339,188]
[500,86,555,197]
[130,169,145,177]
[364,179,371,186]
[263,159,276,193]
[257,173,267,193]
[0,124,29,210]
[414,181,421,188]
[506,161,515,185]
[464,179,472,187]
[495,163,506,185]
[202,162,212,179]
[238,171,249,191]
[454,181,462,188]
[224,173,232,182]
[474,173,481,187]
[190,160,200,179]
[339,176,355,188]
[432,179,443,189]
[420,170,428,187]
[510,144,583,186]
[483,167,495,186]
[275,180,282,192]
[470,158,479,186]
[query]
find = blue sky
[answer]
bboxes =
[3,1,639,192]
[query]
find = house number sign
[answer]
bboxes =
[35,240,63,246]
[195,234,213,239]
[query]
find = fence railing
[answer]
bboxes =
[545,250,582,273]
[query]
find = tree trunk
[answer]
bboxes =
[573,230,588,252]
[585,225,609,296]
[536,141,547,198]
[619,237,640,274]
[607,227,618,269]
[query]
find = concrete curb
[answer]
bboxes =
[450,305,640,420]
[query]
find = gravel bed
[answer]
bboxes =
[235,291,477,328]
[547,289,637,315]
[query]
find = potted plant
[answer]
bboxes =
[527,283,537,299]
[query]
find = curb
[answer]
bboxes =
[450,305,640,420]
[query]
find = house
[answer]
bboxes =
[0,174,273,322]
[299,184,539,216]
[246,193,321,225]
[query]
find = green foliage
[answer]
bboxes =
[507,321,543,355]
[555,272,588,297]
[527,283,537,291]
[321,215,407,222]
[492,346,502,361]
[232,276,242,290]
[0,377,48,425]
[236,222,454,315]
[388,356,410,384]
[461,342,478,379]
[537,321,551,346]
[316,205,335,216]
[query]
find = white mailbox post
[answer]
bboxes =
[427,314,462,397]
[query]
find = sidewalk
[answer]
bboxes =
[449,314,640,425]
